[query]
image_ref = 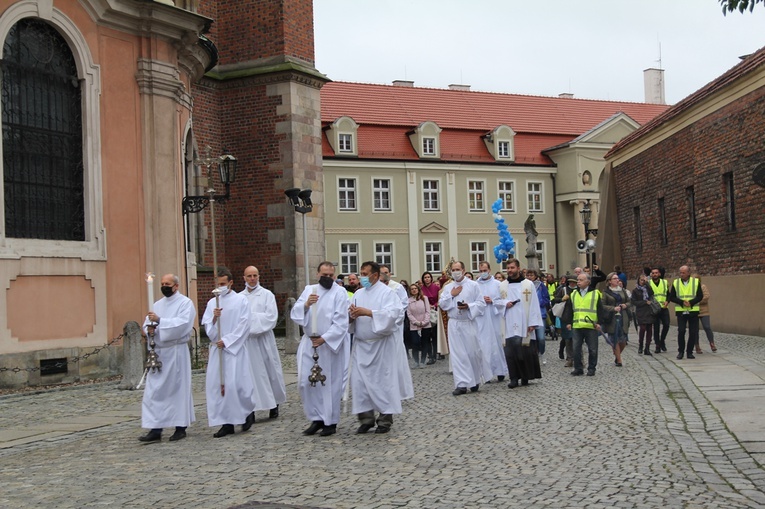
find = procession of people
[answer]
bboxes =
[138,259,714,441]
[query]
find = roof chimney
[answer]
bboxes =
[392,80,414,87]
[448,84,471,91]
[643,68,666,105]
[558,93,574,99]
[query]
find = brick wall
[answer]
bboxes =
[614,86,765,280]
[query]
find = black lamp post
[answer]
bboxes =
[285,188,313,285]
[182,146,238,215]
[579,200,598,269]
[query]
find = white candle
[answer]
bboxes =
[146,273,155,312]
[310,286,318,335]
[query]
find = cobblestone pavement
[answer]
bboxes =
[1,329,764,508]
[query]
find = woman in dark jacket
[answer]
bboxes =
[552,275,577,367]
[631,273,655,355]
[603,272,631,366]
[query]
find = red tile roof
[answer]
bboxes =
[321,81,669,165]
[607,45,765,158]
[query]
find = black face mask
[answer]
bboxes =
[318,276,334,290]
[161,286,174,298]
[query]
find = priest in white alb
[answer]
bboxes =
[241,265,287,423]
[439,260,491,396]
[350,261,409,434]
[497,258,543,389]
[139,273,197,443]
[475,261,509,383]
[291,261,350,437]
[202,267,257,438]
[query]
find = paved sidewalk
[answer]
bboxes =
[0,328,764,508]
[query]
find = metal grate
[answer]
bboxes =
[40,357,68,376]
[1,18,84,241]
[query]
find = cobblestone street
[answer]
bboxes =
[1,329,764,508]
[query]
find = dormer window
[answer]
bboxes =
[325,116,358,156]
[484,125,516,162]
[408,121,441,158]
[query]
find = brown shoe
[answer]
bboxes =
[710,342,717,352]
[695,348,703,354]
[564,360,573,368]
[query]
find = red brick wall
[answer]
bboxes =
[614,86,765,279]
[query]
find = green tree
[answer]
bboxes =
[719,0,764,14]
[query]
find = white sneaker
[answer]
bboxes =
[541,354,547,365]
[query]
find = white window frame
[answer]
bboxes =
[337,177,357,212]
[372,177,392,212]
[424,241,442,273]
[339,242,359,274]
[422,137,436,156]
[467,179,485,213]
[374,242,394,274]
[527,181,544,213]
[498,180,516,213]
[470,241,487,272]
[422,179,440,212]
[497,140,510,158]
[338,133,353,153]
[535,240,546,270]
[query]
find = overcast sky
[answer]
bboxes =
[314,0,765,105]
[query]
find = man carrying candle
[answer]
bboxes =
[291,261,350,437]
[139,274,197,443]
[202,267,257,438]
[241,266,286,424]
[349,261,410,434]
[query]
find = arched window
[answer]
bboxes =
[1,18,83,240]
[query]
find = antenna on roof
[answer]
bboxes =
[656,37,663,70]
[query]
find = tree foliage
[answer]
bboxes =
[719,0,764,14]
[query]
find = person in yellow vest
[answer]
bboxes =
[668,265,704,360]
[567,273,615,377]
[649,267,670,353]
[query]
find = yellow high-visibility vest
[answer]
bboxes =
[673,278,699,312]
[649,279,668,305]
[572,290,600,329]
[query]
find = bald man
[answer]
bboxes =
[668,265,703,360]
[241,266,287,425]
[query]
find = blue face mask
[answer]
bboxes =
[359,276,372,289]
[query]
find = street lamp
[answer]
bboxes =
[182,146,238,215]
[285,188,313,285]
[579,199,598,270]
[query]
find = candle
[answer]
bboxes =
[146,273,155,312]
[310,286,318,336]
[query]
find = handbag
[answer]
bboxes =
[649,300,662,316]
[429,307,439,325]
[551,301,566,318]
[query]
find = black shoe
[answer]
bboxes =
[356,423,374,434]
[242,411,255,432]
[452,387,468,396]
[676,353,684,360]
[507,380,519,389]
[571,371,584,376]
[438,354,446,360]
[269,406,279,419]
[661,345,667,352]
[426,359,436,365]
[168,430,187,442]
[558,350,565,360]
[521,379,529,386]
[686,353,696,359]
[303,421,324,436]
[586,371,595,376]
[497,375,505,382]
[470,385,479,393]
[654,349,661,354]
[138,430,162,442]
[319,424,336,436]
[374,426,390,434]
[644,349,652,356]
[638,346,643,354]
[213,424,235,438]
[615,362,623,367]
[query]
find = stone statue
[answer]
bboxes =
[524,214,539,272]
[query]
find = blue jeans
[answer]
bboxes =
[534,325,546,355]
[572,328,599,374]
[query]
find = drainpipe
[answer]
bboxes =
[551,172,560,275]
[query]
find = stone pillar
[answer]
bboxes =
[284,297,300,355]
[119,321,145,390]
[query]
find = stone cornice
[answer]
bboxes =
[200,61,330,90]
[136,58,192,108]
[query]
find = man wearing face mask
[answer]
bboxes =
[475,261,508,383]
[349,261,410,434]
[139,274,197,443]
[241,266,286,425]
[438,261,490,395]
[291,261,350,437]
[202,267,257,438]
[379,264,414,402]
